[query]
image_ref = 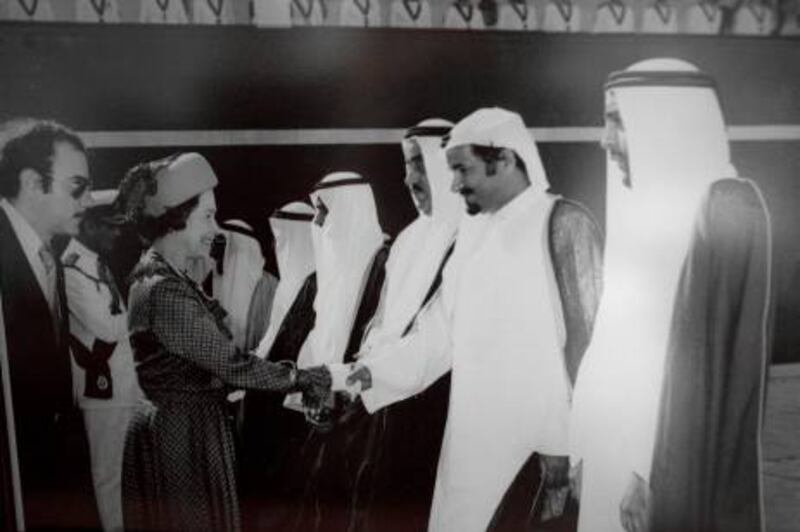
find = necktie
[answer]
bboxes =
[38,244,61,335]
[97,259,123,315]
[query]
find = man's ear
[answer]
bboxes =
[499,148,517,175]
[19,168,44,196]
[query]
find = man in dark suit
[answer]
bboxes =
[0,119,97,530]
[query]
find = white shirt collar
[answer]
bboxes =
[1,197,47,257]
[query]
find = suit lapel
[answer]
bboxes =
[0,209,51,318]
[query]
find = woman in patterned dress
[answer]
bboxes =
[119,153,330,531]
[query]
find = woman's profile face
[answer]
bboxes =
[180,189,219,259]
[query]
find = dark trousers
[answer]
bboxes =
[17,408,99,531]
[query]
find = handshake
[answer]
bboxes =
[289,362,374,431]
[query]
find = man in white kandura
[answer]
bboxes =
[569,58,771,532]
[343,107,602,531]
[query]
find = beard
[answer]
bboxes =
[462,190,481,216]
[411,187,431,215]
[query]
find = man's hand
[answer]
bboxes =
[539,454,570,488]
[619,471,651,532]
[296,365,332,408]
[297,366,335,433]
[346,364,372,392]
[328,362,360,400]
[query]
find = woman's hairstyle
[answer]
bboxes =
[117,153,201,243]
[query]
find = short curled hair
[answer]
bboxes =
[117,153,199,243]
[0,118,86,199]
[471,145,527,176]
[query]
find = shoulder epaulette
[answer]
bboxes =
[62,252,80,267]
[63,257,104,286]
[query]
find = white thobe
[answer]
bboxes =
[362,188,570,532]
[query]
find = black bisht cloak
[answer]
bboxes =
[649,178,771,532]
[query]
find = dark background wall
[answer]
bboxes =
[1,23,798,362]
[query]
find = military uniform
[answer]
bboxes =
[62,237,143,531]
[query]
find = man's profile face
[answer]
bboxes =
[402,139,432,216]
[447,145,496,216]
[38,141,92,238]
[601,91,630,186]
